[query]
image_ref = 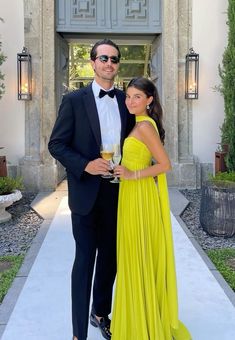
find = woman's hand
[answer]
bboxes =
[114,165,134,180]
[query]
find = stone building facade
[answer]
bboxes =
[0,0,227,190]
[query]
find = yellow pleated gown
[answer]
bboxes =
[111,116,191,340]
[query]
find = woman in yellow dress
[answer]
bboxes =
[111,77,191,340]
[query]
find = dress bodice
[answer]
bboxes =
[121,115,157,171]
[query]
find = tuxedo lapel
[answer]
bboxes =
[83,85,127,149]
[83,84,102,147]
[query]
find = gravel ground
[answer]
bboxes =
[0,189,234,257]
[0,192,43,256]
[180,189,235,251]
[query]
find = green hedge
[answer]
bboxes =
[0,177,24,195]
[219,0,235,171]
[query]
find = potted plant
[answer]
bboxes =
[200,0,235,238]
[200,172,235,237]
[0,177,24,223]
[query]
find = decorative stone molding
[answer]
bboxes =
[57,0,161,33]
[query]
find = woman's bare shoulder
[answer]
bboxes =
[137,120,154,129]
[137,120,156,135]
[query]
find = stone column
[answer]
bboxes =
[162,0,179,164]
[163,0,199,187]
[178,0,193,162]
[20,0,57,190]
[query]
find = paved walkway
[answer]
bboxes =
[0,183,235,339]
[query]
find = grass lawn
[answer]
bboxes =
[0,249,234,306]
[0,255,24,303]
[207,248,235,291]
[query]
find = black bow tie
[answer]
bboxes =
[99,89,116,98]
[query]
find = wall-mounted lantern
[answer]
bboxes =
[185,47,199,99]
[17,47,32,100]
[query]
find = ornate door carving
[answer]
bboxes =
[57,0,161,33]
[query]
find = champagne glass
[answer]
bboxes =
[110,144,121,183]
[100,143,114,178]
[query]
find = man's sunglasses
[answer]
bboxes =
[95,55,120,64]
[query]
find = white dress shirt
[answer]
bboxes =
[92,80,121,147]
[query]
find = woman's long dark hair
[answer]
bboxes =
[127,77,165,144]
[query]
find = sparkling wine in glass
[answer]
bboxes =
[110,144,121,183]
[100,144,114,178]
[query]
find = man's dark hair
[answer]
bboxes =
[90,39,121,61]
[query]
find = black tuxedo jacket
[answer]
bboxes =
[48,83,135,216]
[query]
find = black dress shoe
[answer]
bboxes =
[90,312,111,340]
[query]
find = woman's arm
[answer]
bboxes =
[114,121,171,180]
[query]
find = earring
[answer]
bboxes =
[146,104,150,110]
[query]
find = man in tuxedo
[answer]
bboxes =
[48,39,134,340]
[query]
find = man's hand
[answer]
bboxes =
[85,158,111,175]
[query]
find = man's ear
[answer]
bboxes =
[90,60,95,72]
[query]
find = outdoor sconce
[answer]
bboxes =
[17,47,32,100]
[185,47,199,99]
